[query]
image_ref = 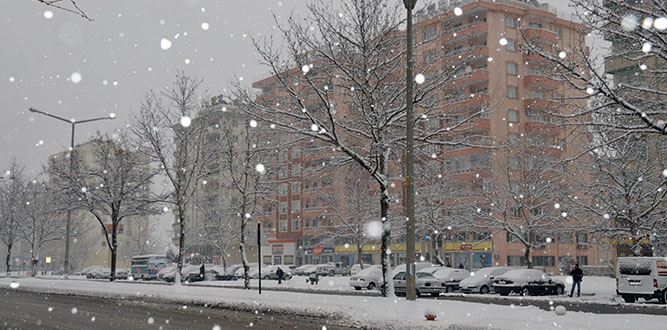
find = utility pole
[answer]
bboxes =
[257,222,262,295]
[402,0,418,301]
[28,107,115,276]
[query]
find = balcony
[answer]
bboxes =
[523,74,559,90]
[522,27,558,42]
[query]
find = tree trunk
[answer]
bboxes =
[110,224,118,282]
[30,243,37,277]
[5,243,13,275]
[379,185,393,297]
[175,205,186,285]
[357,243,363,270]
[524,245,533,269]
[240,209,249,289]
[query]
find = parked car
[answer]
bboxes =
[432,268,471,292]
[392,262,433,273]
[235,263,258,278]
[294,264,315,276]
[350,264,363,275]
[394,271,447,297]
[157,266,175,281]
[95,268,111,279]
[349,265,382,290]
[316,262,351,276]
[262,265,293,280]
[493,269,564,296]
[161,265,204,282]
[215,264,243,281]
[459,267,511,294]
[617,257,667,304]
[115,268,129,280]
[81,266,104,279]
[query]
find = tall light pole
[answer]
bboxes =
[403,0,417,301]
[29,107,115,275]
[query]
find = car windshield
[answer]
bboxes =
[619,260,653,275]
[416,272,435,279]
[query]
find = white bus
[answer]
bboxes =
[130,254,169,280]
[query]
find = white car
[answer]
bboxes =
[617,257,667,304]
[82,266,104,279]
[430,267,470,292]
[294,264,316,276]
[350,264,362,275]
[262,265,293,280]
[493,268,565,296]
[157,266,175,281]
[459,267,511,294]
[349,265,383,290]
[235,263,258,278]
[392,262,433,273]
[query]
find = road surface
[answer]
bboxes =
[0,288,357,329]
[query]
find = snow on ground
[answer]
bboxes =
[1,277,665,330]
[190,275,362,293]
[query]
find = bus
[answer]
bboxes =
[130,255,169,280]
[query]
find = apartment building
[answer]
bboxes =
[251,0,608,273]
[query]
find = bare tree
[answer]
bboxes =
[473,135,565,269]
[49,132,159,281]
[192,200,238,273]
[569,133,667,256]
[234,0,488,297]
[521,0,666,139]
[215,111,274,289]
[0,159,27,274]
[18,179,64,277]
[36,0,92,21]
[132,71,216,284]
[121,216,163,258]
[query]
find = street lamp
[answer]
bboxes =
[403,0,418,301]
[28,107,115,276]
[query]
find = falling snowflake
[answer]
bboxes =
[43,11,54,19]
[71,307,78,314]
[9,76,15,82]
[255,163,266,174]
[554,203,560,209]
[185,58,191,64]
[558,51,567,59]
[620,15,638,31]
[302,65,311,74]
[310,124,319,132]
[415,73,425,84]
[499,38,508,46]
[201,22,210,30]
[603,213,610,219]
[365,221,383,239]
[642,42,652,53]
[109,113,116,119]
[654,17,667,31]
[249,120,258,128]
[213,326,221,330]
[453,7,463,16]
[147,317,154,324]
[9,282,19,289]
[70,72,82,84]
[160,38,172,50]
[180,116,192,127]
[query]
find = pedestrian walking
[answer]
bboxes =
[200,263,206,281]
[569,263,583,297]
[276,267,285,284]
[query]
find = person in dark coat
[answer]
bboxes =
[569,263,583,297]
[458,262,465,269]
[276,267,285,284]
[200,264,206,280]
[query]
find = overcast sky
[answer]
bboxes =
[1,0,307,175]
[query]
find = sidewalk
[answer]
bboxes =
[2,277,666,330]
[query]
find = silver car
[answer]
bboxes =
[393,271,446,297]
[459,267,511,294]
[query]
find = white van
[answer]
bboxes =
[616,257,667,304]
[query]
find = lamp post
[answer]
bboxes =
[28,107,115,276]
[402,0,418,301]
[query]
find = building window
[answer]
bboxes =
[279,201,288,214]
[291,200,301,213]
[507,255,527,266]
[557,232,574,243]
[576,232,588,244]
[292,219,301,231]
[507,109,519,123]
[279,220,288,232]
[423,26,437,41]
[304,219,312,229]
[291,164,301,177]
[506,39,517,52]
[576,255,588,266]
[506,62,518,75]
[532,256,555,267]
[424,51,437,64]
[291,148,301,161]
[291,182,300,194]
[278,184,288,196]
[506,15,517,29]
[506,232,522,243]
[507,86,518,99]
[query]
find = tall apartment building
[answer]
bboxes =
[176,96,260,266]
[252,0,608,273]
[46,140,151,271]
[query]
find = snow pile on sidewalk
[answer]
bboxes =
[1,277,665,330]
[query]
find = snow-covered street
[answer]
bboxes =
[2,277,666,330]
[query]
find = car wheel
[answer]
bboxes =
[329,270,335,276]
[431,292,440,298]
[415,289,420,297]
[480,286,489,294]
[660,290,667,305]
[354,286,361,291]
[622,295,636,303]
[367,282,376,290]
[556,285,565,295]
[521,287,530,296]
[446,286,454,293]
[499,291,509,296]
